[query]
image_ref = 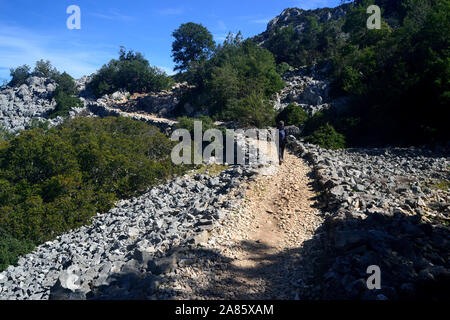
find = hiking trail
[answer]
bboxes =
[159,152,324,299]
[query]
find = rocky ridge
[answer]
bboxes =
[0,165,260,300]
[254,4,350,46]
[289,139,450,299]
[0,75,193,134]
[97,82,193,118]
[273,66,332,115]
[0,77,61,132]
[0,131,279,300]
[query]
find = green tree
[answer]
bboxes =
[276,104,309,127]
[47,72,82,118]
[49,92,83,119]
[225,92,276,127]
[9,65,31,86]
[34,59,59,79]
[305,123,346,149]
[179,35,283,127]
[172,22,216,72]
[0,116,188,271]
[88,47,173,97]
[54,72,78,96]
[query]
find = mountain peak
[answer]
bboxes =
[265,4,350,33]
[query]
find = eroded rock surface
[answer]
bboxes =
[290,139,450,300]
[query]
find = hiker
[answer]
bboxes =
[277,121,287,165]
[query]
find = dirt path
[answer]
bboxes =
[165,152,323,299]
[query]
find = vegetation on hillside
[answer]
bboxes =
[0,117,187,271]
[8,60,83,119]
[176,31,284,127]
[276,103,309,128]
[87,47,174,98]
[264,17,345,68]
[172,22,216,72]
[9,65,32,87]
[262,0,450,147]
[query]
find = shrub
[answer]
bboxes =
[276,62,292,75]
[34,59,59,79]
[9,65,31,86]
[88,47,173,98]
[181,35,284,127]
[48,72,83,119]
[54,72,78,96]
[48,91,83,119]
[302,111,329,136]
[175,115,221,135]
[305,123,346,150]
[276,103,309,127]
[0,125,13,142]
[0,229,35,271]
[224,93,276,128]
[0,116,187,271]
[47,72,82,118]
[25,119,50,131]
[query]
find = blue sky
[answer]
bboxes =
[0,0,341,82]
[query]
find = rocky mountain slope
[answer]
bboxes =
[0,76,59,132]
[0,164,260,299]
[254,4,350,45]
[0,16,448,299]
[0,75,191,134]
[273,66,332,114]
[290,139,449,300]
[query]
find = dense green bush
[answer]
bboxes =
[302,111,328,136]
[224,93,276,128]
[88,47,174,98]
[0,229,35,271]
[175,115,222,135]
[179,33,284,127]
[263,16,345,67]
[9,65,31,86]
[276,62,292,76]
[260,0,449,147]
[54,72,78,96]
[0,125,13,142]
[48,91,83,119]
[305,123,346,150]
[0,116,186,271]
[47,72,82,119]
[34,59,59,79]
[329,0,450,146]
[25,119,50,131]
[276,103,309,128]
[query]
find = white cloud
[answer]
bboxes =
[0,24,114,80]
[90,10,135,22]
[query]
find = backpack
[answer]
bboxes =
[279,129,286,143]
